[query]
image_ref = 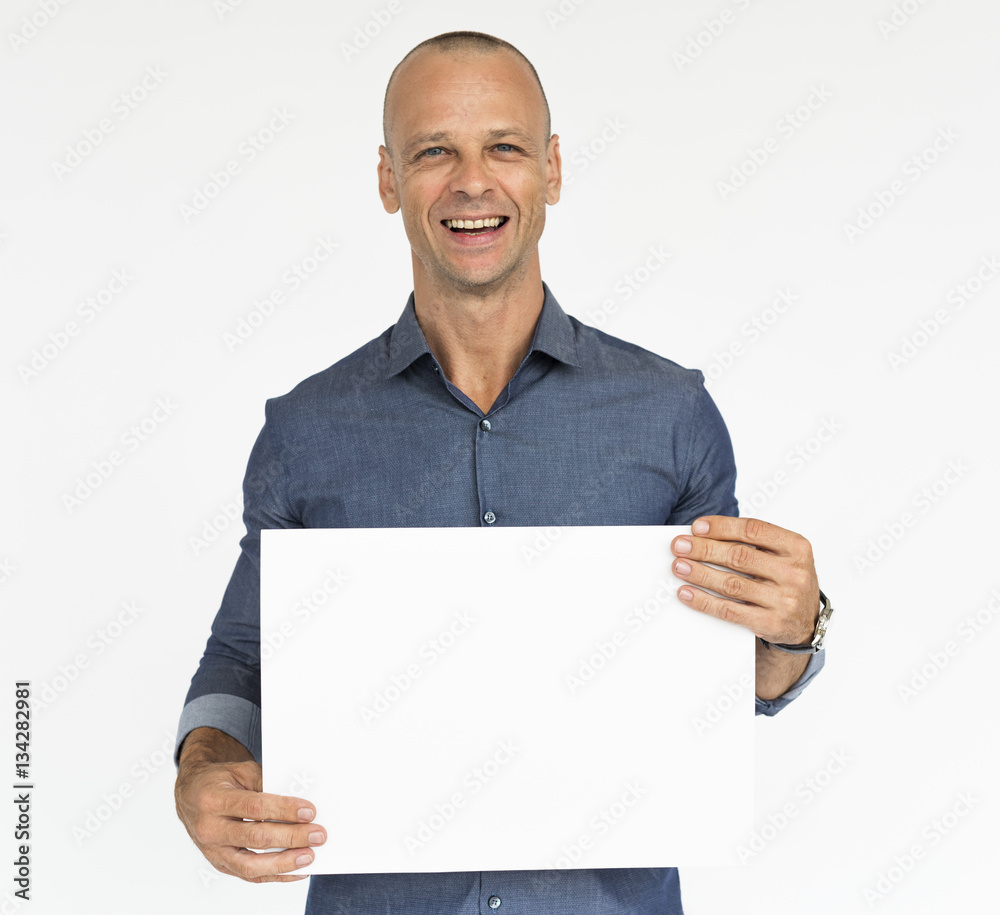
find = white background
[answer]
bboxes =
[2,0,998,912]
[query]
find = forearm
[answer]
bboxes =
[754,640,810,700]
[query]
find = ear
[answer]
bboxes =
[544,134,562,205]
[377,145,400,214]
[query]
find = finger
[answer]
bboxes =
[224,818,327,852]
[676,582,758,634]
[686,516,805,557]
[212,845,317,882]
[671,554,770,607]
[211,779,317,826]
[672,530,780,582]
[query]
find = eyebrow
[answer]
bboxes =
[401,128,540,157]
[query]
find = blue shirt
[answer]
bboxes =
[178,283,824,914]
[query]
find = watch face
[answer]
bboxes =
[813,591,832,646]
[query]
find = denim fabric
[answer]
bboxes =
[177,283,824,913]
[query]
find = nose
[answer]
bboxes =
[448,150,496,199]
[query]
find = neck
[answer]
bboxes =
[412,255,545,413]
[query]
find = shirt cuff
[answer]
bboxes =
[174,693,262,766]
[754,648,826,716]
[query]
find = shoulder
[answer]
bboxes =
[568,314,708,400]
[262,325,394,426]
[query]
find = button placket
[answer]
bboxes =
[475,415,497,525]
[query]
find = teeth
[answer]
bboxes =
[445,217,504,229]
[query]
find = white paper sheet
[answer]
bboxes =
[260,525,754,874]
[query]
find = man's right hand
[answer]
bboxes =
[174,727,326,883]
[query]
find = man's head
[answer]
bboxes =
[377,31,561,297]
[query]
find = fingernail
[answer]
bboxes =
[298,807,315,821]
[309,831,325,845]
[675,538,691,554]
[693,520,709,534]
[295,853,313,867]
[679,588,693,602]
[674,560,690,575]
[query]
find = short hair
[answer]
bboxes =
[382,31,551,154]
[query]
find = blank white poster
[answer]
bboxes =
[261,525,754,874]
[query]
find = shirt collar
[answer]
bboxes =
[386,281,581,377]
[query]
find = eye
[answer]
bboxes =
[495,143,517,152]
[422,147,445,157]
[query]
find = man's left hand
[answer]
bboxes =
[670,516,820,646]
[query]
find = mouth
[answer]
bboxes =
[441,216,509,236]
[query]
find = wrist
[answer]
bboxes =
[758,589,833,654]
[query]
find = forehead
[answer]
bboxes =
[388,48,546,146]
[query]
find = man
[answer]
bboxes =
[174,31,827,914]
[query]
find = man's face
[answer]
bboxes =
[378,48,561,296]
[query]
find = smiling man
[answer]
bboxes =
[174,31,828,915]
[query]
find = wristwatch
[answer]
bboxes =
[758,589,833,654]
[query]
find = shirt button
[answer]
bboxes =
[488,896,501,909]
[483,511,496,525]
[480,419,491,432]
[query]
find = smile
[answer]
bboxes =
[442,216,508,235]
